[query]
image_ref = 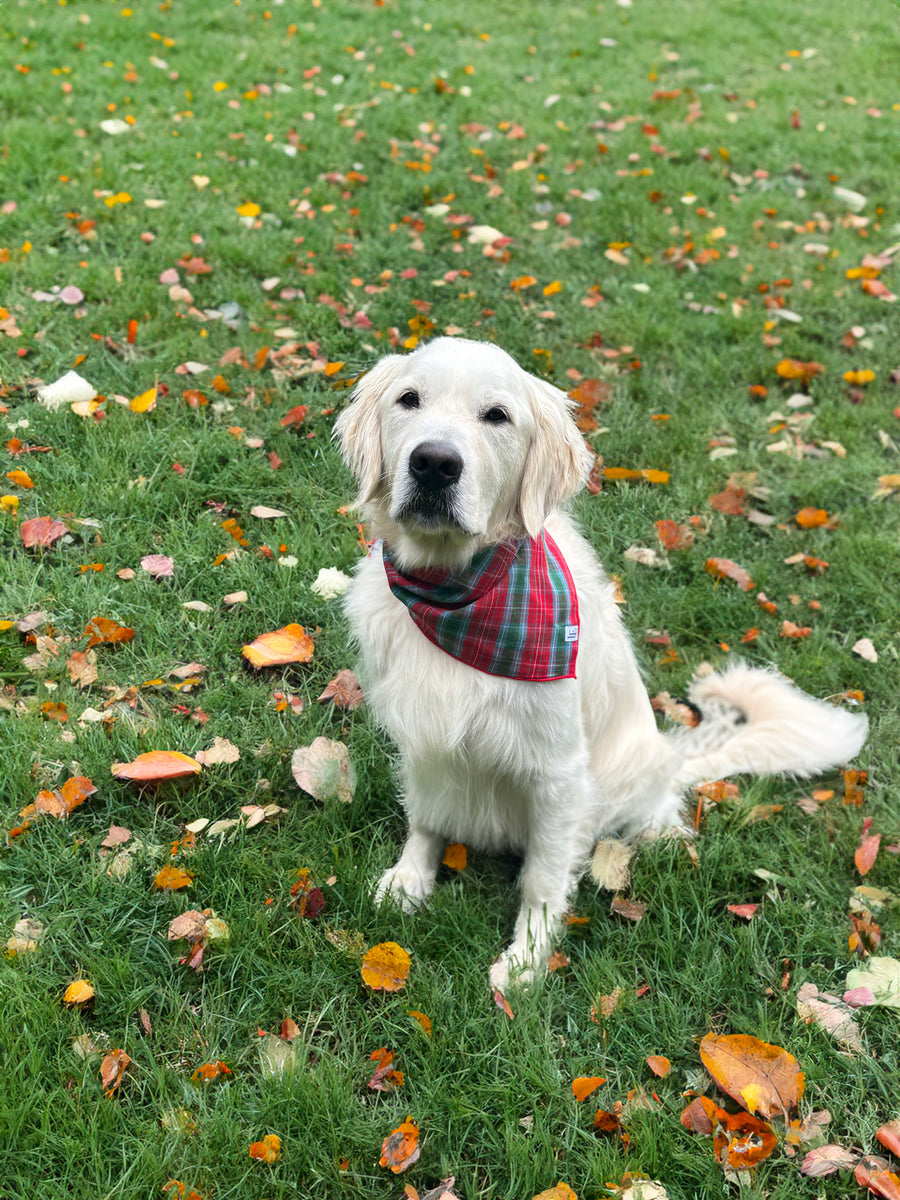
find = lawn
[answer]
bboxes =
[1,1,899,1198]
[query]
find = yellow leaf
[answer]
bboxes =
[236,201,261,218]
[6,469,33,489]
[361,941,411,992]
[154,865,195,891]
[130,387,157,413]
[63,979,95,1005]
[248,1133,281,1163]
[543,280,562,296]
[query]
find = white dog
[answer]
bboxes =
[335,338,868,990]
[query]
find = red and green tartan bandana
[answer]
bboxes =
[382,532,579,682]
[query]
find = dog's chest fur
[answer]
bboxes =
[345,551,586,852]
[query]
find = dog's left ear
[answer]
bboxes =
[517,378,593,537]
[334,353,408,506]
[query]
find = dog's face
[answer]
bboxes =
[335,338,591,569]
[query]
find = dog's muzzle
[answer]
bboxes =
[397,440,465,527]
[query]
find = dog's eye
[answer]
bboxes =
[397,390,421,410]
[482,406,510,424]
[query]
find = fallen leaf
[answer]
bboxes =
[63,979,95,1005]
[442,843,467,871]
[379,1117,421,1173]
[572,1076,605,1102]
[655,518,694,550]
[66,649,98,688]
[681,1096,717,1136]
[699,1032,804,1117]
[368,1047,404,1092]
[408,1010,432,1036]
[776,358,825,385]
[83,616,135,648]
[130,387,157,413]
[705,558,755,591]
[877,1122,900,1157]
[317,668,363,710]
[194,737,241,766]
[361,942,411,992]
[190,1060,232,1084]
[242,623,314,668]
[100,1048,131,1097]
[852,637,879,663]
[101,825,131,848]
[856,823,882,876]
[590,839,634,890]
[646,1055,672,1077]
[713,1108,779,1170]
[532,1186,577,1200]
[154,866,195,891]
[845,957,900,1008]
[20,516,69,549]
[6,917,44,955]
[611,894,646,922]
[800,1143,858,1177]
[726,903,759,920]
[111,751,202,784]
[796,982,864,1053]
[291,737,356,802]
[795,507,829,529]
[248,1133,281,1163]
[141,554,174,577]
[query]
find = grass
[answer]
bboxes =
[1,1,899,1197]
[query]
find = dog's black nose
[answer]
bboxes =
[408,441,463,492]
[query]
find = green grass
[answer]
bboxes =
[1,1,899,1197]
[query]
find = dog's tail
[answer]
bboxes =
[670,663,868,787]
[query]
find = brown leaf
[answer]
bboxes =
[66,649,98,688]
[317,668,363,710]
[442,843,467,871]
[856,823,881,876]
[681,1095,717,1135]
[709,484,747,515]
[655,519,694,551]
[699,1032,804,1118]
[800,1143,858,1177]
[646,1055,671,1077]
[796,982,864,1053]
[610,894,646,922]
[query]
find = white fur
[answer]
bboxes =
[335,338,868,989]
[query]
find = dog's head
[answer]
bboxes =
[334,338,591,568]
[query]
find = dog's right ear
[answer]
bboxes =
[334,354,407,506]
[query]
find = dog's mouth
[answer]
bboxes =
[395,487,466,531]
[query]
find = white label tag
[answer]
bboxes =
[564,625,579,643]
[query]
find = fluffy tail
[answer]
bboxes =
[671,664,868,787]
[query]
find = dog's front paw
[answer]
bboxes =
[489,951,537,993]
[375,863,433,912]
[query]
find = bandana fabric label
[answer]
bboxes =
[382,532,579,681]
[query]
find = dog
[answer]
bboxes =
[335,337,868,990]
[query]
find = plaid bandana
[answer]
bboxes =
[382,532,579,681]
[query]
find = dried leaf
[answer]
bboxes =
[705,557,755,591]
[379,1117,421,1173]
[111,751,202,783]
[699,1032,804,1117]
[845,957,900,1008]
[242,623,314,668]
[408,1010,432,1036]
[796,982,864,1053]
[154,866,195,891]
[317,668,363,710]
[66,649,98,688]
[590,840,634,890]
[83,616,135,648]
[248,1133,281,1163]
[368,1047,404,1092]
[194,737,241,766]
[361,942,411,992]
[532,1186,578,1200]
[795,507,829,529]
[572,1076,605,1102]
[63,979,95,1006]
[442,843,467,871]
[800,1143,858,1177]
[100,1048,131,1097]
[20,516,68,549]
[646,1055,672,1077]
[291,737,356,802]
[610,894,646,922]
[655,518,694,550]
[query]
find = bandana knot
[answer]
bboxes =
[382,532,578,681]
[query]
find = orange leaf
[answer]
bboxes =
[154,865,195,890]
[843,768,867,806]
[379,1117,421,1173]
[83,616,135,648]
[242,623,315,668]
[780,620,812,639]
[254,345,269,370]
[713,1108,778,1169]
[361,941,411,991]
[646,1055,671,1077]
[407,1010,432,1036]
[795,507,828,529]
[190,1060,232,1084]
[641,468,670,484]
[182,388,208,408]
[41,699,69,723]
[100,1048,131,1096]
[442,843,467,871]
[112,751,202,784]
[63,979,95,1005]
[510,275,538,291]
[532,1186,578,1200]
[572,1076,605,1102]
[705,558,755,591]
[699,1032,804,1118]
[855,829,881,876]
[248,1133,281,1163]
[709,484,746,515]
[655,519,694,551]
[6,469,33,488]
[602,467,642,481]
